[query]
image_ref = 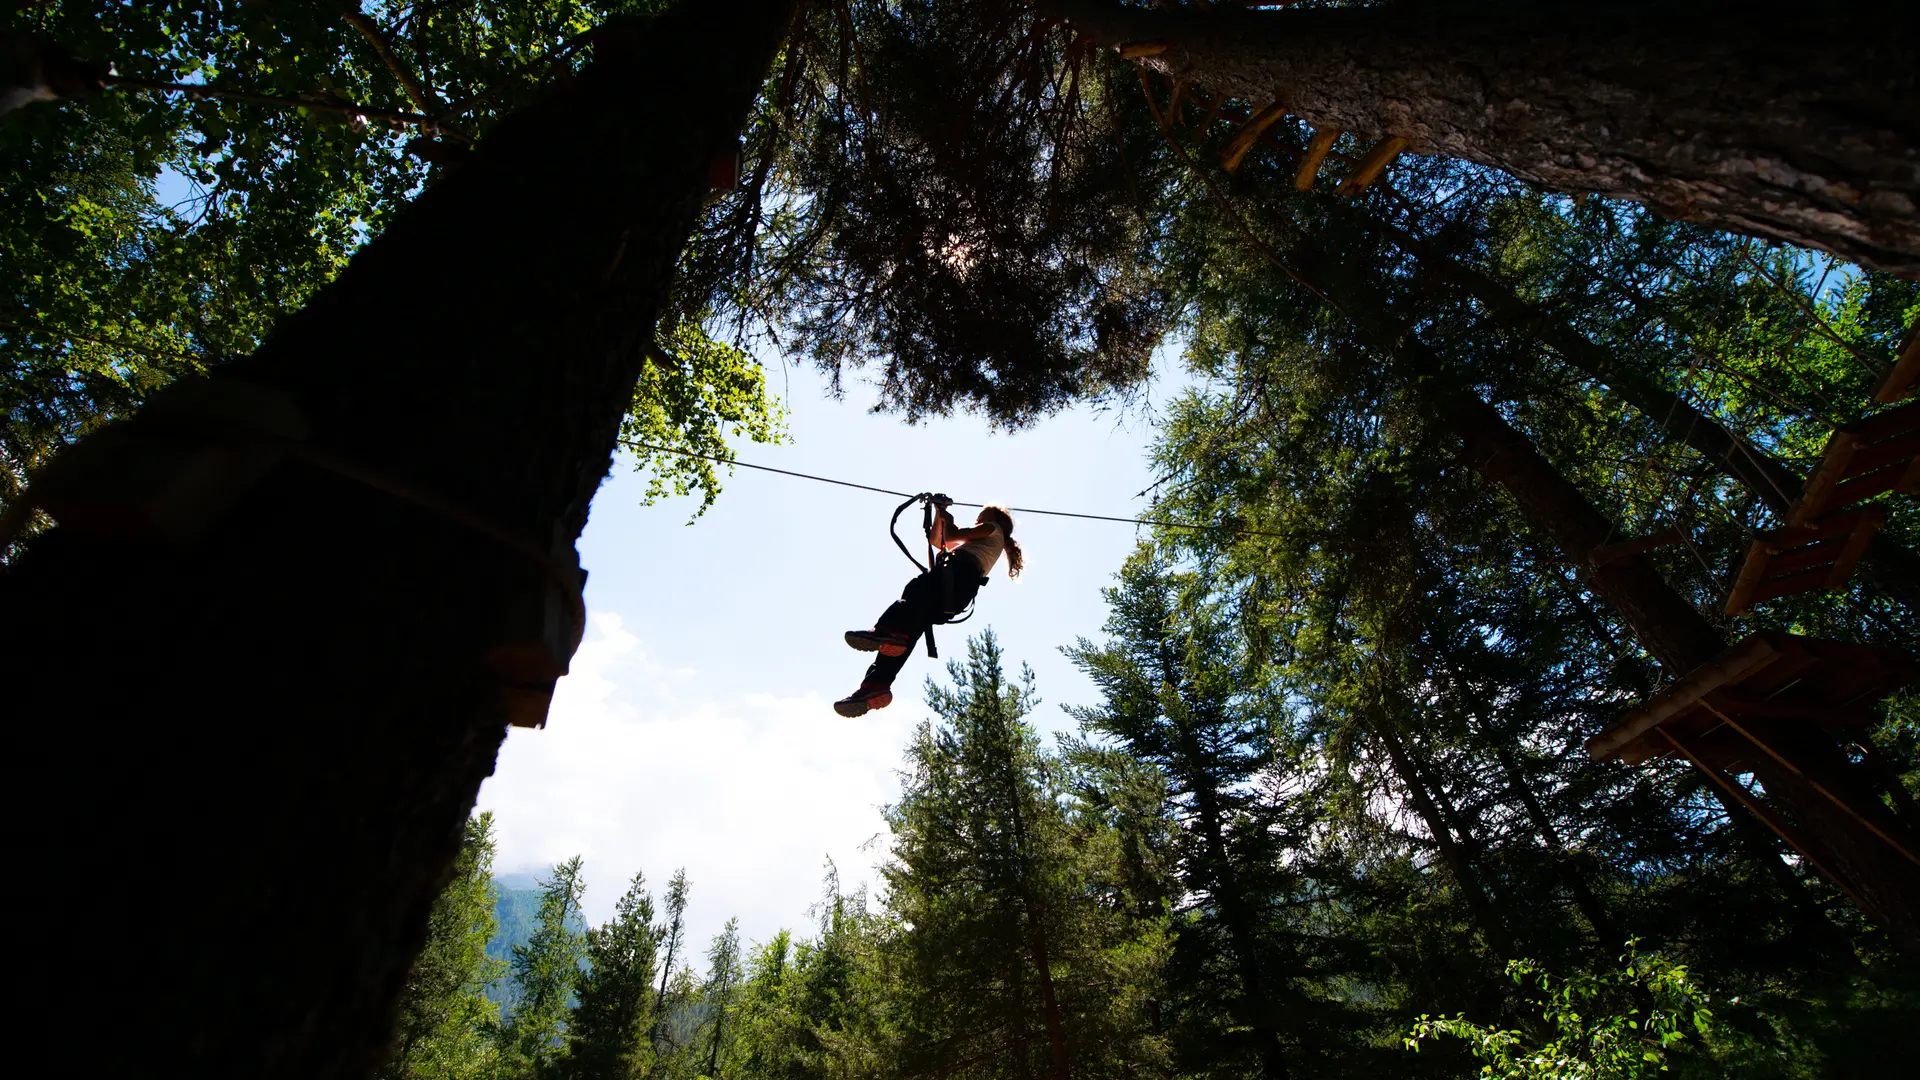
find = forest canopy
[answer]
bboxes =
[3,2,1916,1078]
[387,635,1913,1080]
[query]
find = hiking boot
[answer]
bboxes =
[844,628,910,657]
[833,684,894,717]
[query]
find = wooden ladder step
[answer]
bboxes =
[1849,398,1920,446]
[1336,135,1407,195]
[1588,631,1920,766]
[1829,455,1920,511]
[1293,127,1339,190]
[1221,100,1289,172]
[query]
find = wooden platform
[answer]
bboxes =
[1586,631,1918,768]
[1588,632,1920,877]
[1726,400,1920,614]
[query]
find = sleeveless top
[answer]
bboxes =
[953,521,1004,577]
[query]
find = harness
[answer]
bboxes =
[888,492,988,659]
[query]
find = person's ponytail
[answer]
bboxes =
[980,505,1023,579]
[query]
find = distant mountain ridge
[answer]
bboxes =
[485,876,587,1010]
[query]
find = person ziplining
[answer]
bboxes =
[607,440,1299,719]
[834,494,1024,717]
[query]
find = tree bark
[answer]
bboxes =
[1049,0,1920,275]
[0,2,795,1077]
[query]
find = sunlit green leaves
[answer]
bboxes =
[1406,947,1715,1080]
[4,0,782,521]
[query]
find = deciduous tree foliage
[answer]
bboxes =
[3,0,783,525]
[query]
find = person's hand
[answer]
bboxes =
[929,493,953,508]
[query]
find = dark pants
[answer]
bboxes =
[864,555,984,689]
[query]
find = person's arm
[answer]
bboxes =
[934,517,997,551]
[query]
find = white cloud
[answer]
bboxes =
[475,612,914,955]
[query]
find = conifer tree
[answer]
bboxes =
[1068,557,1363,1078]
[647,868,690,1061]
[1130,175,1919,1065]
[504,857,588,1077]
[736,872,889,1077]
[568,871,660,1080]
[886,632,1168,1080]
[379,813,507,1080]
[700,919,743,1078]
[719,932,794,1080]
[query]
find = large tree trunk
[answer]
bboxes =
[1050,0,1920,275]
[0,2,795,1077]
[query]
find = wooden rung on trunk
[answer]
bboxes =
[1118,40,1170,59]
[1293,127,1339,190]
[1725,506,1886,615]
[1876,320,1918,403]
[1336,135,1408,195]
[1221,100,1289,172]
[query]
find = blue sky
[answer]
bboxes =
[475,347,1194,954]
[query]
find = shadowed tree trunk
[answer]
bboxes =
[0,2,795,1077]
[1372,717,1506,948]
[1050,0,1920,274]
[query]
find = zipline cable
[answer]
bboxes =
[618,439,1291,540]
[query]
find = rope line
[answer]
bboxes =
[618,439,1291,539]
